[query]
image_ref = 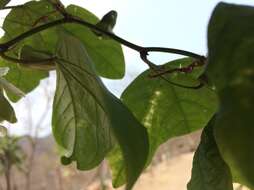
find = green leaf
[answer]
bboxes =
[0,77,25,97]
[187,115,233,190]
[64,5,125,79]
[0,91,16,123]
[0,66,24,97]
[93,10,117,38]
[52,32,148,190]
[1,0,59,51]
[0,0,60,101]
[109,58,218,187]
[20,45,55,70]
[206,3,254,189]
[0,56,48,102]
[0,0,10,8]
[107,145,126,187]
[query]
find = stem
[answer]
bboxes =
[143,47,205,60]
[140,52,204,89]
[0,5,23,10]
[4,152,11,190]
[0,7,207,89]
[0,53,56,64]
[5,170,11,190]
[0,15,204,61]
[0,19,67,50]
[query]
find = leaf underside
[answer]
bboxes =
[52,31,149,190]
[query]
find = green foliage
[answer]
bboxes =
[65,5,125,79]
[0,0,58,101]
[109,58,218,187]
[20,45,55,70]
[52,31,148,189]
[94,10,118,37]
[0,0,124,101]
[205,3,254,189]
[0,91,16,123]
[1,0,254,189]
[187,116,233,190]
[122,58,217,160]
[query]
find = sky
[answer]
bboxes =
[1,0,254,137]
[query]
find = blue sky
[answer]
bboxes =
[1,0,254,136]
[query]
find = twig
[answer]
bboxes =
[0,6,206,88]
[0,15,204,61]
[0,53,56,64]
[149,57,206,78]
[140,51,204,89]
[0,5,23,10]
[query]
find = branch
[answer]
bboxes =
[140,52,204,89]
[0,53,56,65]
[0,9,206,88]
[0,5,23,10]
[149,57,206,77]
[0,15,204,60]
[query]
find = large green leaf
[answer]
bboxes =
[52,32,148,190]
[109,58,218,187]
[206,3,254,189]
[0,0,60,101]
[187,115,233,190]
[64,5,125,79]
[0,91,16,123]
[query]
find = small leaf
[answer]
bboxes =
[0,77,25,97]
[93,10,117,38]
[109,58,218,187]
[187,115,233,190]
[53,32,148,190]
[64,5,125,79]
[20,45,55,70]
[0,91,16,123]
